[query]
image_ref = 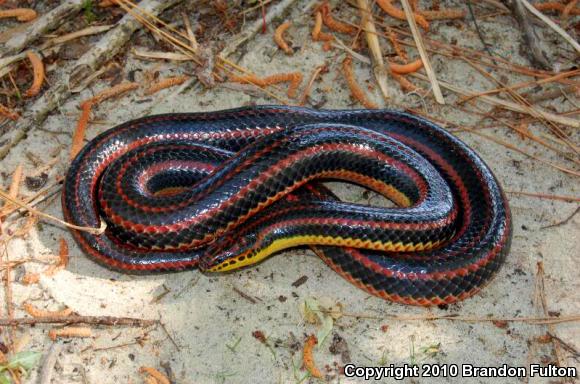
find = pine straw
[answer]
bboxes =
[114,0,292,104]
[0,188,106,235]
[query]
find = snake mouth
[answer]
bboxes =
[199,233,257,273]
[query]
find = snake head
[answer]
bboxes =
[200,233,258,273]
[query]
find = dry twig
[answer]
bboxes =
[39,342,63,384]
[0,315,157,327]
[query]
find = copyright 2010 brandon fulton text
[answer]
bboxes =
[343,363,577,380]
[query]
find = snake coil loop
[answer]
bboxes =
[63,106,512,306]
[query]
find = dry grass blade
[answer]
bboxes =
[458,69,580,103]
[506,191,580,202]
[115,0,291,104]
[459,128,580,177]
[463,58,579,155]
[519,0,580,53]
[0,188,106,234]
[461,103,580,166]
[412,73,580,128]
[132,48,192,61]
[357,0,389,101]
[44,25,114,47]
[399,0,444,104]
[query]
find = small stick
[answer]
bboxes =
[0,8,37,22]
[232,287,258,304]
[316,310,580,325]
[541,206,580,229]
[132,49,192,61]
[274,21,293,54]
[400,0,444,104]
[0,315,157,327]
[43,25,114,47]
[39,342,63,384]
[24,51,45,97]
[506,191,580,203]
[341,56,378,109]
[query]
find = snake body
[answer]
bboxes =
[62,106,512,306]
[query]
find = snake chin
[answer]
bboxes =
[200,233,258,273]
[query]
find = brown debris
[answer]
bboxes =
[144,76,190,95]
[312,12,334,42]
[376,0,429,30]
[0,8,37,22]
[274,21,293,54]
[303,335,323,379]
[139,367,170,384]
[229,72,303,98]
[48,326,93,341]
[341,56,378,109]
[24,51,45,97]
[389,58,423,74]
[320,3,357,34]
[22,302,73,318]
[0,103,19,121]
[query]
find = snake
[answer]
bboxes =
[62,106,512,306]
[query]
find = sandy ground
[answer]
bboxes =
[0,1,578,383]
